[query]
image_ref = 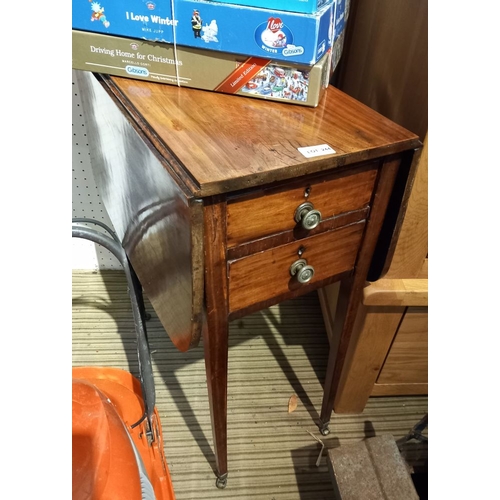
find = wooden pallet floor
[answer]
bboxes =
[72,270,428,499]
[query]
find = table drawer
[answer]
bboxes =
[228,221,366,314]
[226,163,377,247]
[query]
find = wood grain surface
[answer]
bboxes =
[363,279,428,307]
[75,70,205,352]
[99,75,420,197]
[319,156,401,425]
[376,307,428,386]
[228,222,365,314]
[331,305,406,414]
[203,198,230,478]
[318,137,428,411]
[227,208,369,260]
[226,163,377,246]
[370,383,428,396]
[78,69,424,483]
[385,134,428,279]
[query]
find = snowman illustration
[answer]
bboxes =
[201,20,219,43]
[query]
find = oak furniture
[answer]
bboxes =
[319,136,428,411]
[75,70,421,488]
[319,0,428,412]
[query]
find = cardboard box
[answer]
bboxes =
[206,0,333,15]
[334,0,345,40]
[72,0,335,65]
[72,30,333,107]
[330,29,345,73]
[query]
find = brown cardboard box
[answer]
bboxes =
[72,30,332,107]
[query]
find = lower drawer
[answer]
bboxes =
[228,221,365,314]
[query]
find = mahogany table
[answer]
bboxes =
[75,70,421,488]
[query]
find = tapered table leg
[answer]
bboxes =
[319,276,354,435]
[203,198,230,488]
[318,157,403,434]
[203,315,229,488]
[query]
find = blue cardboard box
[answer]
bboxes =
[206,0,333,15]
[72,0,335,65]
[334,0,345,40]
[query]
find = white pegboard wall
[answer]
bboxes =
[72,70,122,270]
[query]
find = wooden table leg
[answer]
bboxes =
[318,156,402,434]
[319,275,354,434]
[203,198,229,488]
[203,309,229,488]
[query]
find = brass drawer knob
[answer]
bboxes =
[290,258,315,284]
[294,202,322,230]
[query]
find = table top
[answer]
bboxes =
[98,75,421,198]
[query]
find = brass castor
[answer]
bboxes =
[216,475,228,489]
[319,422,330,436]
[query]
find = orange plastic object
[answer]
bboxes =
[72,366,176,500]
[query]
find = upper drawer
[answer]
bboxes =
[226,163,378,247]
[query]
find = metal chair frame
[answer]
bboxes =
[72,218,156,442]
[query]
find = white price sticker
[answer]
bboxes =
[297,144,336,158]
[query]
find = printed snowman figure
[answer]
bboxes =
[89,1,110,28]
[201,20,219,43]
